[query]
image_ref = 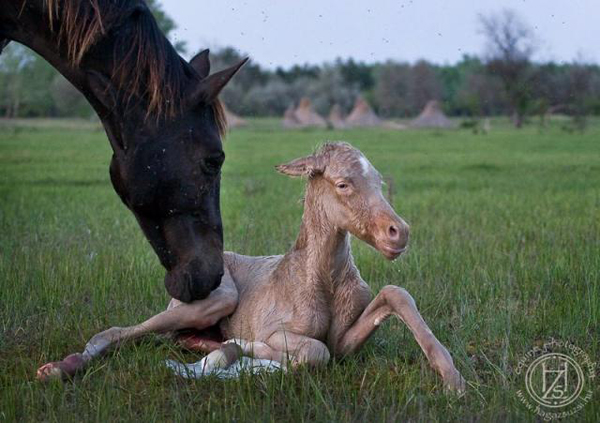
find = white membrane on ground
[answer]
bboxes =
[165,356,283,379]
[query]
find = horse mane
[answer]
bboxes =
[211,96,228,137]
[44,0,227,134]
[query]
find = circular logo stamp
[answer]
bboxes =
[515,339,596,421]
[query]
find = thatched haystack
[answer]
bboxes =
[222,103,247,128]
[345,97,382,127]
[327,104,347,129]
[282,99,327,129]
[293,98,327,128]
[282,104,300,128]
[410,100,455,128]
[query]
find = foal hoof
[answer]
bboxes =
[36,362,65,381]
[443,371,466,395]
[36,353,86,382]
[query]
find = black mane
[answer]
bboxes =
[45,0,225,128]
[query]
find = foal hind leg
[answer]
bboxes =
[265,331,331,367]
[201,334,329,373]
[37,270,238,381]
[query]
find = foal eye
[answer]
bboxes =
[336,182,349,190]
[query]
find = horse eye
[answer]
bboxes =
[202,153,225,175]
[336,182,348,190]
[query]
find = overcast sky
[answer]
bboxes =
[160,0,598,68]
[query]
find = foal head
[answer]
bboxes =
[277,142,409,260]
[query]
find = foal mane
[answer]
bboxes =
[44,0,227,133]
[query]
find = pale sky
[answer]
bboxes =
[160,0,599,68]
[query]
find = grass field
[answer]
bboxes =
[0,118,598,422]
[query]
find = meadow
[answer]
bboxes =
[0,118,598,422]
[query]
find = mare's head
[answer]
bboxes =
[10,1,248,302]
[277,142,409,259]
[90,50,246,302]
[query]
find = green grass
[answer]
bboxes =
[0,118,598,422]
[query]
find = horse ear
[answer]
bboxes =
[276,155,324,178]
[87,70,117,111]
[188,57,249,105]
[189,49,210,78]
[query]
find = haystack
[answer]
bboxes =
[293,98,327,128]
[327,104,347,129]
[282,104,300,128]
[345,97,381,127]
[410,100,455,128]
[222,103,247,128]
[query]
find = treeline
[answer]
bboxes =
[1,7,599,126]
[217,52,600,120]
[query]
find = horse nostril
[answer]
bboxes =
[388,224,399,240]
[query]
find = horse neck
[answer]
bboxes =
[290,180,352,289]
[0,0,188,151]
[2,1,100,97]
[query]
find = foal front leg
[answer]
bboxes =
[36,270,238,381]
[336,285,465,392]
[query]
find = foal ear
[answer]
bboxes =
[189,49,210,78]
[276,155,323,178]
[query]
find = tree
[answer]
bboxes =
[373,62,411,117]
[563,60,598,132]
[479,9,536,128]
[305,66,360,115]
[207,47,270,115]
[0,44,29,117]
[373,60,443,118]
[408,60,443,113]
[335,58,374,91]
[51,74,91,117]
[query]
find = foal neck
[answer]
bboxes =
[292,180,352,285]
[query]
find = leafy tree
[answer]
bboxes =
[0,44,29,117]
[275,64,320,83]
[373,62,412,117]
[563,61,598,132]
[479,9,537,127]
[373,61,444,117]
[305,66,360,115]
[51,74,91,117]
[336,58,374,91]
[408,60,442,112]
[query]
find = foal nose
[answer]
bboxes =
[387,222,409,247]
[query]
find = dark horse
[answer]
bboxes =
[0,0,247,302]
